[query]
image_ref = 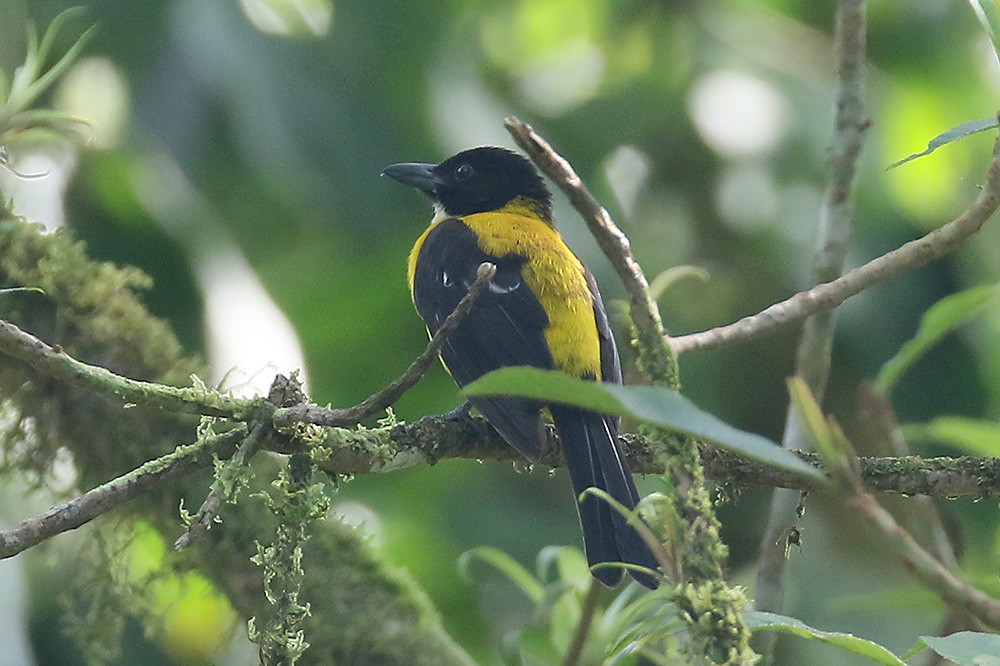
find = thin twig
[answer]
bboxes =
[671,112,1000,356]
[174,422,267,551]
[757,0,869,639]
[850,489,1000,629]
[0,317,263,419]
[0,427,246,560]
[561,579,603,666]
[272,262,497,428]
[857,384,987,659]
[504,117,678,387]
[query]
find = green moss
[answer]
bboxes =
[0,218,476,666]
[675,580,757,666]
[0,215,203,484]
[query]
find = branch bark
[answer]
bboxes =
[757,0,869,645]
[0,427,245,559]
[671,109,1000,355]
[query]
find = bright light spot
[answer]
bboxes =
[515,40,605,116]
[604,145,650,218]
[976,34,1000,94]
[238,0,333,37]
[429,43,517,152]
[197,248,308,397]
[47,446,78,494]
[688,69,790,157]
[54,56,131,148]
[0,546,32,666]
[0,147,76,229]
[715,163,779,230]
[131,154,309,397]
[330,501,382,547]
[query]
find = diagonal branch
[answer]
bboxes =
[757,0,870,637]
[671,113,1000,356]
[850,489,1000,629]
[174,422,267,551]
[271,262,497,428]
[504,117,678,386]
[0,317,264,419]
[0,427,246,560]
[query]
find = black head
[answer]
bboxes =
[383,146,552,221]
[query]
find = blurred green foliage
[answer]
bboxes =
[2,0,1000,665]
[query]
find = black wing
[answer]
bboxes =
[412,217,553,459]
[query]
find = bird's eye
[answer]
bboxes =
[455,163,474,181]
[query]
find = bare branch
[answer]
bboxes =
[272,262,497,429]
[504,117,678,386]
[671,112,1000,355]
[0,427,245,560]
[757,0,870,635]
[849,486,1000,629]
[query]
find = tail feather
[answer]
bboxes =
[550,405,659,589]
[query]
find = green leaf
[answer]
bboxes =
[968,0,1000,60]
[876,284,1000,392]
[887,117,998,170]
[920,631,1000,666]
[786,377,860,488]
[458,546,544,604]
[901,416,1000,456]
[744,611,908,666]
[463,367,824,482]
[535,545,590,587]
[17,21,98,114]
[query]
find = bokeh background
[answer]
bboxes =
[2,0,1000,664]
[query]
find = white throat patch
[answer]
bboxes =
[431,201,449,223]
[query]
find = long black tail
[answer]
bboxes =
[549,404,659,589]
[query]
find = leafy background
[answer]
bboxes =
[1,0,999,664]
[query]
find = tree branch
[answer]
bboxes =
[757,0,869,640]
[850,489,1000,629]
[670,111,1000,355]
[4,407,1000,560]
[504,116,678,386]
[174,423,266,551]
[0,317,265,420]
[272,262,497,429]
[0,427,245,560]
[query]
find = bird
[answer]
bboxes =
[383,146,659,589]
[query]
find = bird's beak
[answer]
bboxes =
[381,162,439,196]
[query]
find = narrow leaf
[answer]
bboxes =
[19,22,98,113]
[787,376,863,490]
[887,117,998,170]
[968,0,1000,60]
[901,416,1000,456]
[458,546,544,604]
[876,284,1000,392]
[647,265,710,301]
[921,631,1000,666]
[464,367,824,482]
[744,611,908,666]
